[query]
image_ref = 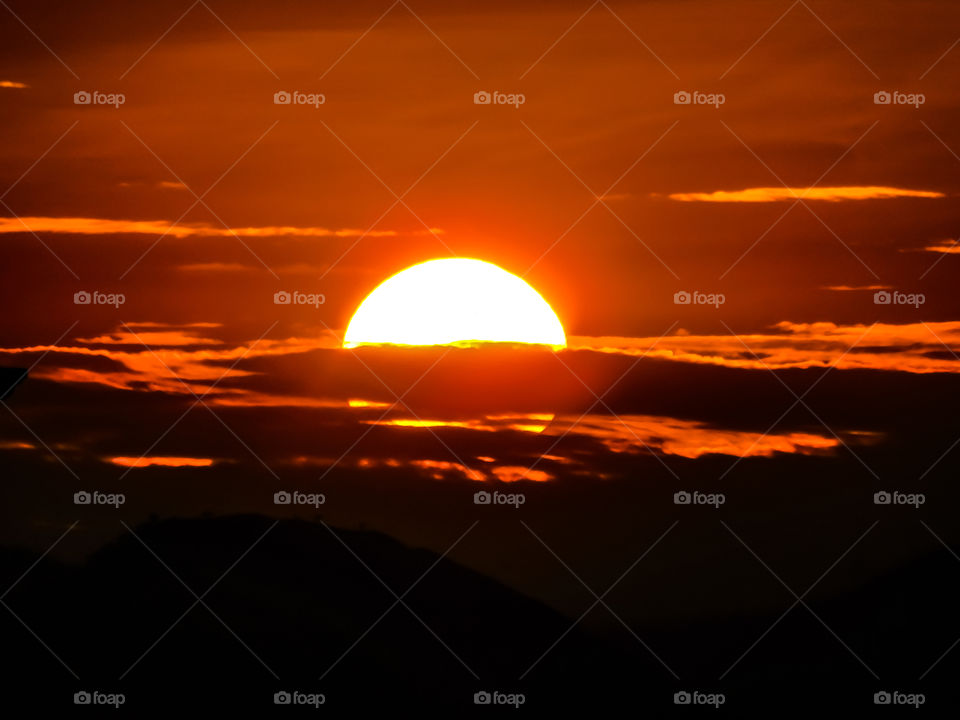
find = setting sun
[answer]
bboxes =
[343,258,566,349]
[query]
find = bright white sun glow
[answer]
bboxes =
[343,258,566,349]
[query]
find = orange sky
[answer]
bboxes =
[0,0,959,486]
[0,0,958,347]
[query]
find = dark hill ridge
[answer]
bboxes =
[1,514,959,713]
[0,515,640,711]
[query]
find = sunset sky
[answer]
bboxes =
[2,0,960,712]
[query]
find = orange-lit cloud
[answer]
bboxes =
[0,216,437,238]
[410,459,487,482]
[667,186,945,202]
[206,393,356,409]
[348,399,392,409]
[0,81,27,88]
[572,321,960,374]
[117,181,188,190]
[491,466,553,482]
[109,456,214,468]
[364,413,554,434]
[1,327,339,396]
[821,285,891,292]
[75,330,222,346]
[5,320,960,422]
[546,414,842,459]
[922,242,960,254]
[357,406,844,461]
[355,457,551,483]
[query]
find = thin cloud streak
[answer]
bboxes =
[923,242,960,254]
[666,186,945,202]
[821,284,891,292]
[0,216,441,239]
[109,456,215,468]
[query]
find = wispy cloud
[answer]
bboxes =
[546,414,841,459]
[572,321,960,374]
[117,181,188,190]
[922,242,960,254]
[666,186,945,202]
[821,284,891,292]
[0,216,439,238]
[0,324,340,396]
[109,456,214,468]
[0,80,28,89]
[351,457,552,483]
[74,330,223,347]
[364,413,554,434]
[356,414,844,464]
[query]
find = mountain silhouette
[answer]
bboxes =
[1,514,956,713]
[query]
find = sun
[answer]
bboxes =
[343,258,566,349]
